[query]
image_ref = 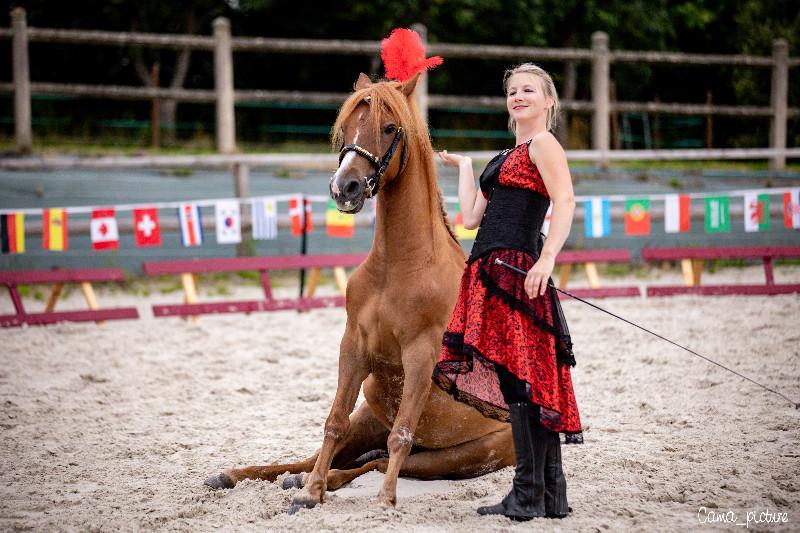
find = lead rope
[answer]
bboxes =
[494,258,800,410]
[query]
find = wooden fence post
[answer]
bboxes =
[592,31,610,167]
[150,62,160,148]
[11,7,32,154]
[234,163,250,257]
[213,17,236,154]
[769,38,788,172]
[411,23,429,127]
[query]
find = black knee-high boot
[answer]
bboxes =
[540,427,570,518]
[477,402,546,520]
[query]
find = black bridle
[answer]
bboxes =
[337,126,407,198]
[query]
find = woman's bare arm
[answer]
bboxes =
[524,132,575,298]
[439,151,488,230]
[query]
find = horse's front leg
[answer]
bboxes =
[377,333,437,507]
[290,333,369,512]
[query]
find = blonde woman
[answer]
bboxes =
[432,63,582,521]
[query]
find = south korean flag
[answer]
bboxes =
[215,200,242,244]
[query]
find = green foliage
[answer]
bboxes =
[4,0,796,150]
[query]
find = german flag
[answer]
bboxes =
[1,213,25,254]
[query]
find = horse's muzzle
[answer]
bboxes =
[330,175,366,214]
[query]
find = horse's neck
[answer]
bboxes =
[371,156,446,267]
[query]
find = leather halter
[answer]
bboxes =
[337,126,407,198]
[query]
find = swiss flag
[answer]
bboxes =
[133,208,161,247]
[90,208,119,251]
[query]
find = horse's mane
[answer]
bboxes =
[332,80,458,244]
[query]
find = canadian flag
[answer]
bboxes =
[90,208,119,251]
[784,188,800,229]
[133,208,161,247]
[288,195,313,236]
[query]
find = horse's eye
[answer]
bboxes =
[384,124,396,135]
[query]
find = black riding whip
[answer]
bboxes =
[494,258,800,410]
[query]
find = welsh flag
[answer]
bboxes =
[744,193,769,232]
[704,196,730,233]
[326,199,355,238]
[453,204,477,241]
[624,198,650,236]
[90,208,120,251]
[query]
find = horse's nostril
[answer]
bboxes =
[345,180,360,196]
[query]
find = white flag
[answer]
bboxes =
[215,200,241,244]
[252,198,278,240]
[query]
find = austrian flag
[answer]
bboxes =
[90,208,119,251]
[133,208,161,247]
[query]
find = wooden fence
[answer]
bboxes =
[1,7,798,169]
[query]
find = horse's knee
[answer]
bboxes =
[323,413,351,443]
[387,426,414,457]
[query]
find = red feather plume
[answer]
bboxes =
[381,28,443,82]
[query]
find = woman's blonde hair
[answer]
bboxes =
[503,63,560,133]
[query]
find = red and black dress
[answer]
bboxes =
[433,140,583,444]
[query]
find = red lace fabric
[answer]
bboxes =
[498,141,549,197]
[433,249,583,443]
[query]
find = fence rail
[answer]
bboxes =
[1,7,797,169]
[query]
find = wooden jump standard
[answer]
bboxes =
[642,246,800,296]
[141,253,368,318]
[555,249,641,298]
[0,268,139,327]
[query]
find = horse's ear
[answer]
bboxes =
[354,73,372,90]
[400,73,421,97]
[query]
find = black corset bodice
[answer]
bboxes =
[468,186,550,262]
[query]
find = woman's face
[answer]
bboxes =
[506,72,552,126]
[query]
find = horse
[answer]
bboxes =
[204,72,515,510]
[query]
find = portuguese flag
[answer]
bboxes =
[624,198,650,236]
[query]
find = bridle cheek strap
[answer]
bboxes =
[338,127,406,198]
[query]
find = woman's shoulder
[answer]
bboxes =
[529,132,565,165]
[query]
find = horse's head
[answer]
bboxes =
[329,72,421,214]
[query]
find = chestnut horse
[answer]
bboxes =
[205,73,514,509]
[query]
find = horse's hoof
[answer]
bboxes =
[204,472,235,490]
[282,474,305,490]
[376,491,396,508]
[287,501,317,515]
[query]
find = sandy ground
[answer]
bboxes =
[1,264,799,532]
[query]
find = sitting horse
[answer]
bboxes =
[205,72,514,509]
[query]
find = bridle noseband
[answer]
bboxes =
[337,126,407,198]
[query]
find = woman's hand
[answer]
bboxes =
[525,254,555,298]
[438,150,471,168]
